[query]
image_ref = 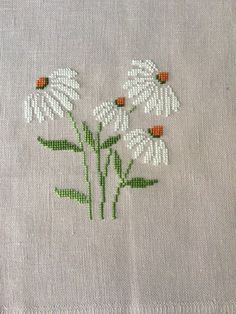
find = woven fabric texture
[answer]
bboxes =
[0,0,235,313]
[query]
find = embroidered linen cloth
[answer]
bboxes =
[0,0,235,313]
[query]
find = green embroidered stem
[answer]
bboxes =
[112,159,134,219]
[124,159,134,178]
[67,112,93,220]
[96,122,105,219]
[82,152,92,220]
[67,112,83,150]
[104,148,113,177]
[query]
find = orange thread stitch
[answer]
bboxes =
[115,97,125,107]
[148,125,163,138]
[36,77,49,89]
[157,72,168,84]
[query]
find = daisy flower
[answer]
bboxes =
[123,59,180,117]
[24,68,80,123]
[93,97,129,131]
[124,125,168,165]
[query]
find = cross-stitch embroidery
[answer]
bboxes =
[124,126,168,165]
[24,60,180,220]
[24,68,80,123]
[93,98,129,131]
[123,60,180,116]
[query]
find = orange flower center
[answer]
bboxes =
[156,72,168,84]
[115,97,125,107]
[148,125,163,138]
[36,77,49,89]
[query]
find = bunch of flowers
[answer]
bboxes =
[24,60,180,220]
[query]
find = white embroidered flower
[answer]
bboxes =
[124,125,168,165]
[123,59,180,117]
[24,68,80,123]
[93,97,129,131]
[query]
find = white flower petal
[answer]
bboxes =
[50,88,73,111]
[167,85,180,112]
[44,92,65,117]
[143,85,180,117]
[24,68,79,123]
[126,133,147,149]
[124,129,151,159]
[114,109,122,131]
[153,141,162,165]
[152,140,169,166]
[94,101,129,131]
[124,129,146,143]
[94,102,116,125]
[51,83,80,100]
[51,77,80,89]
[145,87,164,116]
[128,81,155,98]
[128,68,151,77]
[93,101,113,116]
[125,128,168,166]
[103,107,118,126]
[40,94,55,120]
[143,141,154,164]
[133,137,150,159]
[95,105,116,126]
[123,77,153,89]
[50,68,78,79]
[131,59,158,73]
[144,60,159,72]
[24,96,33,123]
[133,85,156,106]
[30,94,45,123]
[160,139,169,165]
[123,60,180,117]
[144,94,159,114]
[120,110,129,131]
[114,109,129,131]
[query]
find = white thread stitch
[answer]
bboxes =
[50,68,78,78]
[124,127,168,165]
[123,59,180,116]
[44,92,65,118]
[24,94,45,123]
[40,94,55,120]
[50,88,74,111]
[51,83,80,100]
[23,61,180,220]
[24,68,80,123]
[93,98,129,131]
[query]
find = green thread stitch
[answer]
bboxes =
[67,112,93,220]
[96,122,105,219]
[37,137,83,152]
[54,188,89,204]
[27,61,181,220]
[112,158,134,219]
[125,178,158,188]
[38,112,93,220]
[104,148,112,177]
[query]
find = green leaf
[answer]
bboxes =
[113,150,122,178]
[82,122,95,149]
[37,137,82,152]
[54,188,89,204]
[125,177,158,188]
[100,135,121,149]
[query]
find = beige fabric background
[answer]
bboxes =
[0,0,235,313]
